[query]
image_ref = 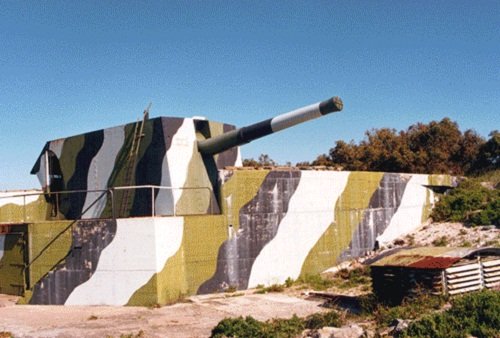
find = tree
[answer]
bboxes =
[312,117,490,175]
[242,154,277,167]
[471,131,500,174]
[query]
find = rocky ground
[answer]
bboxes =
[392,221,499,248]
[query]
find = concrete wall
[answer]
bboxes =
[0,169,453,305]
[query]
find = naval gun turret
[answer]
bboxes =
[197,96,343,155]
[30,96,344,219]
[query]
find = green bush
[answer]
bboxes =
[432,177,499,227]
[403,290,500,338]
[303,311,342,329]
[211,315,305,338]
[373,292,446,326]
[210,311,343,337]
[211,316,265,338]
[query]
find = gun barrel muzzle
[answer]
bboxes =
[197,96,343,156]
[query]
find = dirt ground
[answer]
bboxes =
[0,291,326,338]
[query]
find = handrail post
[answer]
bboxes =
[173,188,176,217]
[56,192,60,218]
[23,195,26,222]
[151,187,155,217]
[110,189,115,220]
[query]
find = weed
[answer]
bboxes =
[461,240,472,247]
[332,266,372,289]
[225,285,238,293]
[0,332,12,338]
[87,315,98,320]
[295,274,334,291]
[406,234,415,246]
[226,292,244,297]
[119,330,145,338]
[254,284,285,294]
[432,236,449,246]
[484,239,500,247]
[393,238,405,246]
[284,277,294,288]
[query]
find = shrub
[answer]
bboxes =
[264,315,305,337]
[211,316,265,338]
[432,236,449,246]
[210,311,344,337]
[432,177,499,227]
[303,311,342,329]
[404,290,500,338]
[211,315,306,338]
[373,291,445,326]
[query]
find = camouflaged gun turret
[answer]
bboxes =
[29,96,343,219]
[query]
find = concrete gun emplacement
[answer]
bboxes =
[197,96,343,155]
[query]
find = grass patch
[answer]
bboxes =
[333,267,371,289]
[254,284,285,294]
[295,274,335,291]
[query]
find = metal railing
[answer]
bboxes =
[0,185,215,223]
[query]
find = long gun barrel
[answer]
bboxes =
[197,96,343,155]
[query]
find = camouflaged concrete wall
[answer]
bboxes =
[0,224,27,295]
[5,169,453,306]
[0,191,48,224]
[29,117,241,219]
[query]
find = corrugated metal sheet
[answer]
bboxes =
[370,247,498,269]
[370,247,500,302]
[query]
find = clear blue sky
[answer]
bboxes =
[1,1,499,190]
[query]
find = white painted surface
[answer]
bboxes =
[155,119,195,215]
[34,140,64,188]
[81,126,125,219]
[0,191,40,208]
[49,139,64,158]
[376,174,429,244]
[65,217,184,305]
[270,103,321,132]
[235,147,243,167]
[248,171,350,287]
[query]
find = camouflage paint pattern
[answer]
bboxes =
[0,116,456,305]
[29,117,241,220]
[1,169,454,305]
[0,224,27,295]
